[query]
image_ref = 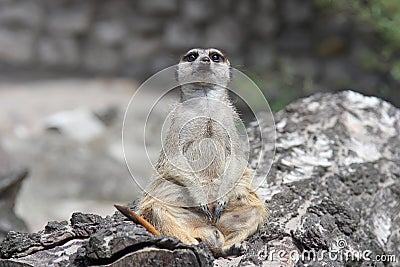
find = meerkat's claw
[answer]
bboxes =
[229,242,248,255]
[213,199,227,223]
[218,242,248,257]
[199,204,213,221]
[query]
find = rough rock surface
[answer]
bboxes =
[1,91,399,266]
[0,211,213,267]
[219,90,399,267]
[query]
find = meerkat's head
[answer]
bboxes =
[177,48,231,88]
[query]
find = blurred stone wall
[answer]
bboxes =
[0,0,397,107]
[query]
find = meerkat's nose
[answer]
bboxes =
[200,56,210,63]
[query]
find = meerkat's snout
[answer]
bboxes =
[200,56,211,63]
[198,56,211,70]
[177,48,231,87]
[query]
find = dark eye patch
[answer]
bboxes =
[210,52,223,62]
[184,52,198,62]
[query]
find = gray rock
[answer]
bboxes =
[228,90,400,266]
[322,58,356,85]
[37,35,80,66]
[0,29,34,63]
[256,0,276,12]
[92,20,127,46]
[163,21,200,51]
[0,169,28,205]
[83,44,121,72]
[279,56,321,79]
[129,16,163,35]
[233,0,253,18]
[0,0,395,112]
[216,0,234,11]
[277,29,312,52]
[96,0,133,19]
[1,91,399,266]
[148,50,178,73]
[0,140,10,177]
[315,15,352,36]
[245,44,276,69]
[123,36,161,61]
[0,1,43,29]
[47,2,92,35]
[94,106,119,127]
[282,0,313,25]
[138,0,178,16]
[0,212,214,266]
[10,132,138,203]
[45,109,106,143]
[204,17,244,54]
[182,0,215,24]
[0,169,29,241]
[250,15,278,40]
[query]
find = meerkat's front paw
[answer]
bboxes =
[199,204,213,221]
[213,199,228,223]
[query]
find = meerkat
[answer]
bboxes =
[136,48,267,256]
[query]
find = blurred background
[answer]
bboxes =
[0,0,399,238]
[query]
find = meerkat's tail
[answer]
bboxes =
[114,204,160,236]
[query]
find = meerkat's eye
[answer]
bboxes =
[210,52,223,62]
[184,52,198,62]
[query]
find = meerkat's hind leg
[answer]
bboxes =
[221,206,266,247]
[213,160,248,222]
[149,203,200,245]
[191,226,226,256]
[216,191,267,251]
[191,227,246,258]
